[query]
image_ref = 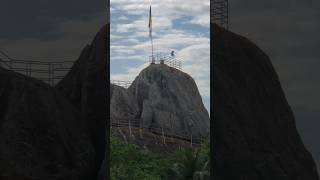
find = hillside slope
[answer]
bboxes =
[212,24,319,180]
[111,64,210,140]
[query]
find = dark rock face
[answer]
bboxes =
[110,84,139,121]
[212,24,319,180]
[0,25,108,180]
[110,64,210,139]
[0,67,96,179]
[56,24,108,179]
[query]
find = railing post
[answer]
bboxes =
[51,64,55,86]
[129,118,132,137]
[139,119,143,138]
[190,134,193,147]
[162,127,166,145]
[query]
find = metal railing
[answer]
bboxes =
[0,50,74,86]
[149,52,182,70]
[111,117,205,147]
[110,80,132,89]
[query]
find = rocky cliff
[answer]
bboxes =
[212,24,319,180]
[0,67,96,179]
[0,25,108,180]
[111,64,210,140]
[110,84,139,121]
[56,24,108,179]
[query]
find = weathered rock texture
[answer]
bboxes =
[110,84,139,121]
[0,67,96,179]
[111,64,210,139]
[212,24,319,180]
[56,24,108,179]
[0,25,108,180]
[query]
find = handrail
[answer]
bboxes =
[0,50,74,86]
[0,50,75,63]
[111,117,205,146]
[110,80,132,89]
[149,52,182,70]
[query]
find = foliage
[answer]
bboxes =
[169,140,210,180]
[110,136,210,180]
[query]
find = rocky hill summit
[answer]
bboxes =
[212,24,319,180]
[111,64,210,141]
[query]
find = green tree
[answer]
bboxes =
[168,142,210,180]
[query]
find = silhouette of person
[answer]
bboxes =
[171,51,175,58]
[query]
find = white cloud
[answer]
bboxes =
[0,14,106,60]
[111,62,150,81]
[111,0,210,111]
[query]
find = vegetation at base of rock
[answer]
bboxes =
[110,135,209,180]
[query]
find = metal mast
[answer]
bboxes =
[149,5,155,63]
[212,0,229,29]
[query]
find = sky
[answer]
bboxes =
[0,0,107,61]
[228,0,320,172]
[2,0,318,172]
[110,0,210,112]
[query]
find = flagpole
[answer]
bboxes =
[151,32,154,59]
[149,5,155,64]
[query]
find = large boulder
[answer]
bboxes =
[110,84,139,122]
[127,64,210,139]
[0,67,96,179]
[56,24,108,179]
[212,24,319,180]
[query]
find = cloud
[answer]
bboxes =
[111,0,210,111]
[0,14,106,60]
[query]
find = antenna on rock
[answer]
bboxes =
[212,0,229,29]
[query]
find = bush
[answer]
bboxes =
[110,136,210,180]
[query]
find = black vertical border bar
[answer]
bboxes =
[106,0,110,179]
[106,0,111,179]
[210,0,214,179]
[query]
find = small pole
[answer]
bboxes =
[162,127,166,145]
[25,63,28,76]
[48,64,51,85]
[190,134,193,147]
[139,119,143,138]
[52,64,55,86]
[129,119,132,137]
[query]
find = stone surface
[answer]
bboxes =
[56,24,108,179]
[0,24,108,180]
[110,84,139,121]
[0,67,96,179]
[116,64,210,139]
[212,24,319,180]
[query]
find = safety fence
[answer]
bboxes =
[111,117,205,147]
[149,52,182,70]
[110,80,132,89]
[0,50,74,86]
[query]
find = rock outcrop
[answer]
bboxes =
[212,24,319,180]
[111,64,210,140]
[0,24,108,180]
[110,84,139,121]
[56,24,108,179]
[0,67,96,179]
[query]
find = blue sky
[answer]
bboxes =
[110,0,210,112]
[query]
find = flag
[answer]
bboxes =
[148,5,152,38]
